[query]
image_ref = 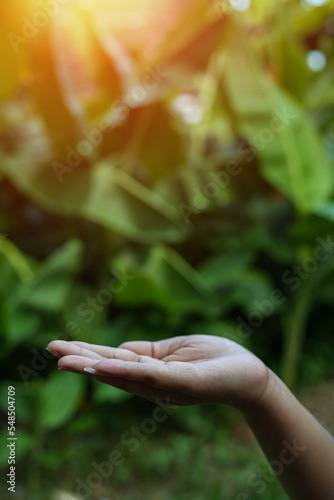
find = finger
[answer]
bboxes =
[68,341,142,362]
[57,355,138,392]
[48,340,146,363]
[91,358,199,394]
[59,355,198,405]
[71,342,163,365]
[58,354,162,381]
[58,355,99,374]
[47,341,105,361]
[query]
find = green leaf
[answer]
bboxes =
[93,379,131,404]
[11,240,83,313]
[0,237,33,292]
[113,246,211,313]
[307,58,334,109]
[0,238,33,340]
[274,34,311,101]
[4,240,82,343]
[62,283,107,342]
[313,202,334,223]
[102,103,187,184]
[6,307,42,344]
[231,270,274,315]
[109,269,175,311]
[221,16,334,213]
[145,246,211,301]
[198,251,253,288]
[1,157,188,243]
[39,371,85,431]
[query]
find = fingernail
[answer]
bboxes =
[46,347,59,356]
[84,367,97,374]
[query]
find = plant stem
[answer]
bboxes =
[281,279,315,390]
[282,255,334,390]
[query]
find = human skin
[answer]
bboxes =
[47,335,334,500]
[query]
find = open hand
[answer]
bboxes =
[47,335,270,409]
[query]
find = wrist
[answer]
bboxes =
[239,369,286,419]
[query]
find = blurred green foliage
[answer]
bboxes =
[1,0,334,498]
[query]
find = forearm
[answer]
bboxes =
[242,370,334,500]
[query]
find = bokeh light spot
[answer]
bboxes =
[307,50,327,72]
[230,0,251,11]
[303,0,329,6]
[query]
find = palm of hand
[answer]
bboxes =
[48,335,269,408]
